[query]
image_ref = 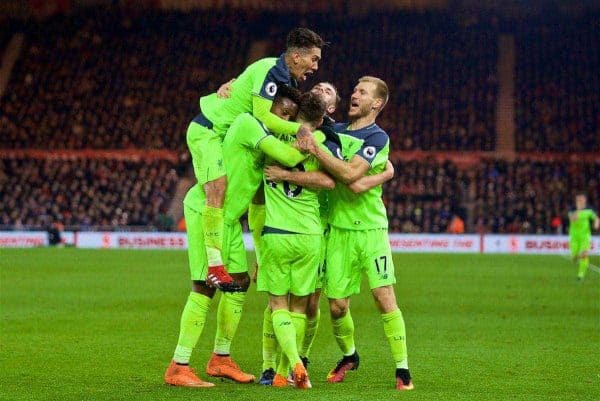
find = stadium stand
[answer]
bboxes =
[514,14,599,152]
[472,160,600,234]
[384,158,468,233]
[0,9,251,150]
[0,157,179,230]
[263,11,498,151]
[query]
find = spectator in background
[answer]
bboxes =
[447,214,465,234]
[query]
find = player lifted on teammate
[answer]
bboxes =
[190,28,324,290]
[568,193,599,281]
[300,76,414,391]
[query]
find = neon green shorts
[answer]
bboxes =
[324,227,395,299]
[187,122,226,185]
[185,204,247,281]
[570,235,591,257]
[257,233,321,296]
[315,229,328,290]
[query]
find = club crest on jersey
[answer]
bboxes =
[265,82,278,97]
[363,146,376,159]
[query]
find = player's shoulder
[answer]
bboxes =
[334,122,388,138]
[250,54,288,81]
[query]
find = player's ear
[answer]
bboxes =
[372,98,383,111]
[326,104,336,115]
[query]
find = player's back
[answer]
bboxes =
[328,123,390,231]
[200,56,286,136]
[264,137,323,235]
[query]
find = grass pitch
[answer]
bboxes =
[1,249,599,401]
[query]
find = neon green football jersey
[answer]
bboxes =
[200,55,296,136]
[569,208,598,238]
[183,113,270,219]
[263,136,328,235]
[327,122,390,230]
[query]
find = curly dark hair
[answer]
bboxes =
[286,28,325,50]
[274,84,302,105]
[298,92,326,126]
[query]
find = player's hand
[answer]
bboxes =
[216,78,235,98]
[296,125,317,153]
[264,164,288,182]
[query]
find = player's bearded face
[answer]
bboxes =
[311,83,337,114]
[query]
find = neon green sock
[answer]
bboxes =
[332,310,356,356]
[213,292,246,354]
[203,206,224,266]
[272,309,301,372]
[275,312,306,376]
[173,292,211,364]
[248,204,266,264]
[291,312,307,353]
[301,308,320,358]
[578,257,589,279]
[382,309,408,369]
[262,305,279,371]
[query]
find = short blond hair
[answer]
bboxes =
[359,76,389,111]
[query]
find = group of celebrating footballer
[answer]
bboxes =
[164,27,414,391]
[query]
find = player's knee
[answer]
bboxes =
[204,176,227,207]
[192,281,216,298]
[231,272,250,291]
[372,285,398,313]
[329,299,348,319]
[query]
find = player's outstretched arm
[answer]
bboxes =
[348,160,395,194]
[253,95,302,136]
[310,143,370,184]
[265,165,335,190]
[258,135,307,168]
[593,213,600,230]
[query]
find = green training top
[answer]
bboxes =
[327,122,390,230]
[569,208,598,238]
[200,54,300,137]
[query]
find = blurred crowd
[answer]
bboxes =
[1,9,498,152]
[385,158,600,234]
[0,9,250,151]
[267,11,498,151]
[384,158,469,233]
[472,160,600,234]
[515,15,599,152]
[0,158,179,230]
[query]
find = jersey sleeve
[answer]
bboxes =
[354,131,389,165]
[320,139,344,160]
[252,63,290,101]
[238,114,269,148]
